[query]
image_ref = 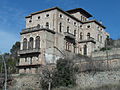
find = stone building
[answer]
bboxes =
[17,7,109,74]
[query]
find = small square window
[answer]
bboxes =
[67,18,70,22]
[29,20,32,23]
[38,16,40,19]
[60,14,63,18]
[74,22,76,26]
[46,14,49,17]
[87,25,90,28]
[80,25,82,28]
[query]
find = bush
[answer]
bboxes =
[40,59,76,90]
[52,58,76,87]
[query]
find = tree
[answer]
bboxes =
[10,41,20,59]
[10,41,20,73]
[52,58,76,87]
[40,59,76,89]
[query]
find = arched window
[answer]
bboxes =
[84,45,87,55]
[46,22,49,29]
[87,33,90,39]
[35,36,40,49]
[23,38,27,50]
[37,24,40,28]
[80,32,83,40]
[67,26,69,33]
[28,37,34,49]
[59,23,62,32]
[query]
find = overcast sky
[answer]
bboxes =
[0,0,120,53]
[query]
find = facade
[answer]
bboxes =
[17,7,109,74]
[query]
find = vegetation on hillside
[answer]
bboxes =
[41,58,77,90]
[0,41,20,73]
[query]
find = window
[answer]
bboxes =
[37,24,40,28]
[87,25,90,28]
[73,45,76,53]
[30,57,32,64]
[35,36,40,49]
[60,14,63,18]
[24,68,26,73]
[97,34,100,41]
[59,23,62,32]
[46,22,49,29]
[100,36,102,43]
[80,25,82,28]
[74,22,76,26]
[38,16,40,19]
[28,37,34,49]
[23,38,27,50]
[67,18,70,22]
[29,20,32,23]
[67,26,69,33]
[80,32,83,40]
[66,41,71,51]
[81,16,83,21]
[46,14,49,17]
[87,33,90,39]
[74,30,76,36]
[25,57,27,62]
[84,45,87,55]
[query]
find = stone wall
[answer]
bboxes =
[8,74,41,90]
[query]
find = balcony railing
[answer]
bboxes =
[16,64,41,68]
[21,26,55,34]
[79,37,96,43]
[18,48,40,55]
[22,26,41,33]
[64,32,75,39]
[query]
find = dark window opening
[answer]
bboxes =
[35,36,40,49]
[28,37,34,49]
[67,26,69,33]
[80,32,83,40]
[84,45,87,55]
[59,23,62,32]
[23,38,27,50]
[46,14,49,17]
[74,30,76,36]
[87,33,90,39]
[46,22,49,29]
[38,16,40,19]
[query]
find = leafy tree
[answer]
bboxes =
[41,59,76,89]
[10,41,20,59]
[54,58,76,87]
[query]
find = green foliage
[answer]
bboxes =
[0,41,20,74]
[41,59,76,90]
[100,47,111,51]
[52,59,76,87]
[10,41,20,59]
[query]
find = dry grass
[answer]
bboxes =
[52,84,120,90]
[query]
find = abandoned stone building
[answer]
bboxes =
[17,7,109,74]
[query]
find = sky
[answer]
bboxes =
[0,0,120,53]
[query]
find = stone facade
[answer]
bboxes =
[18,7,109,74]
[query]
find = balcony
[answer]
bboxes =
[21,26,55,34]
[16,64,41,68]
[79,37,96,44]
[18,48,40,55]
[64,32,75,39]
